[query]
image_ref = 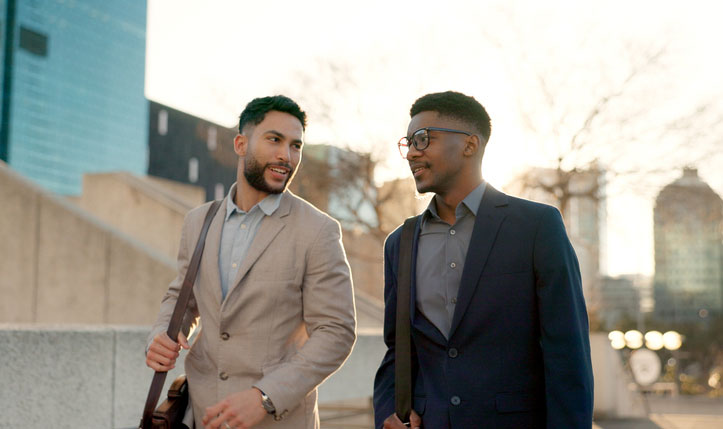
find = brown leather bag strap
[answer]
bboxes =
[395,216,418,424]
[140,200,222,429]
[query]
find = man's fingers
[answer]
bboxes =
[147,350,175,366]
[410,410,422,428]
[149,339,180,360]
[155,332,181,350]
[145,336,179,371]
[178,333,190,349]
[203,400,227,426]
[146,360,173,372]
[207,406,235,429]
[383,413,408,429]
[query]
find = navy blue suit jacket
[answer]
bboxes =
[373,186,594,428]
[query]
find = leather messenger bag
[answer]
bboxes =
[139,200,221,429]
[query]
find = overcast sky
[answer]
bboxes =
[145,0,723,276]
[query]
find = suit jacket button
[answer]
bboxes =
[221,332,230,340]
[450,396,461,406]
[448,348,458,358]
[219,372,228,380]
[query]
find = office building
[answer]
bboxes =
[1,0,148,195]
[653,168,723,323]
[147,101,237,201]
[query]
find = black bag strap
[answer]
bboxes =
[395,216,418,423]
[140,200,222,429]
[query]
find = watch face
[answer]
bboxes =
[261,396,276,414]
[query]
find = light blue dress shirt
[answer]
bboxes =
[218,183,282,300]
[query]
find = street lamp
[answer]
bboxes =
[662,331,682,351]
[644,331,664,351]
[607,329,684,394]
[608,330,626,350]
[624,330,644,349]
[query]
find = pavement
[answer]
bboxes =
[593,396,723,429]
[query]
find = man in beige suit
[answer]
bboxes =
[146,95,356,429]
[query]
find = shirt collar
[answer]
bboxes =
[423,181,487,222]
[225,182,283,220]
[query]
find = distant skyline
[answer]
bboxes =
[145,0,723,276]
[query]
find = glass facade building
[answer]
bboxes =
[1,0,148,195]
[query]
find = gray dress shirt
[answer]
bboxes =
[415,181,486,338]
[218,183,282,300]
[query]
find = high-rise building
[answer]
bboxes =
[1,0,148,195]
[653,168,723,323]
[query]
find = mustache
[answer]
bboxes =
[266,162,293,171]
[409,162,430,169]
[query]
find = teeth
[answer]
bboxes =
[270,167,287,174]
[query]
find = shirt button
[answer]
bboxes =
[241,224,247,229]
[232,263,237,268]
[448,348,458,358]
[451,297,457,304]
[220,332,230,341]
[219,372,229,380]
[450,229,456,235]
[450,262,456,269]
[450,396,461,406]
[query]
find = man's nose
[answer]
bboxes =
[276,144,290,162]
[406,144,421,160]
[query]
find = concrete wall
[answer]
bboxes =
[0,326,644,428]
[590,332,648,418]
[0,162,176,324]
[77,172,204,261]
[0,325,386,429]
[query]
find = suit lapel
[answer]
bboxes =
[448,186,508,339]
[224,193,291,302]
[200,198,227,308]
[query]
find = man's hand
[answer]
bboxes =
[202,388,267,429]
[383,410,422,429]
[145,332,189,372]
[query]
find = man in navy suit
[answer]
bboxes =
[373,91,594,428]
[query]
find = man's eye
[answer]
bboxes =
[292,143,302,150]
[268,136,280,142]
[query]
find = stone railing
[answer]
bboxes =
[0,325,386,429]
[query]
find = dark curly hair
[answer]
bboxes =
[410,91,491,142]
[238,95,307,133]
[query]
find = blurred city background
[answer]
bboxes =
[1,0,722,428]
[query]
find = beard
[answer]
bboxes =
[244,154,294,194]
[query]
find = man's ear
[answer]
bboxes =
[462,134,482,158]
[234,134,248,157]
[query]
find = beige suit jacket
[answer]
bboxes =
[149,191,356,429]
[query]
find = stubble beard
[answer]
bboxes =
[244,154,294,194]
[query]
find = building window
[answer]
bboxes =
[207,126,217,151]
[214,183,225,200]
[19,27,48,57]
[158,110,168,136]
[189,158,199,183]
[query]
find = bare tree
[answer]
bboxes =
[281,59,419,240]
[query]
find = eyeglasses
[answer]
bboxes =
[398,127,472,158]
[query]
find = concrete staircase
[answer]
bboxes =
[0,161,176,324]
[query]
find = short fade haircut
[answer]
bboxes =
[238,95,307,134]
[410,91,491,142]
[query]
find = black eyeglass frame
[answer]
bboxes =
[398,127,473,158]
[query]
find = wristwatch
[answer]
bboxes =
[258,389,280,420]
